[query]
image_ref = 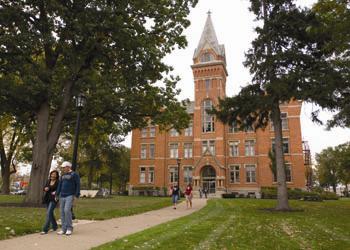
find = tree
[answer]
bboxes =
[334,143,350,196]
[0,1,197,204]
[315,147,339,192]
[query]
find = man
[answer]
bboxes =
[56,161,80,236]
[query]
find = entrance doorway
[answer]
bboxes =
[201,165,216,194]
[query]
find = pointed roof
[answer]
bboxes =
[193,12,225,59]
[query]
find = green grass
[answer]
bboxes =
[0,195,169,240]
[96,199,350,250]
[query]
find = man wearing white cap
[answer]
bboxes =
[56,161,80,236]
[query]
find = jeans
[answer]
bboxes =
[172,194,179,204]
[60,195,74,232]
[42,201,58,233]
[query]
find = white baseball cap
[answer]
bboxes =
[61,161,72,168]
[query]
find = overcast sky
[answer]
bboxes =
[122,0,349,159]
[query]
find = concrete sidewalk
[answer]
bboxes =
[0,198,207,250]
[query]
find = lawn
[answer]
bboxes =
[0,195,169,240]
[96,199,350,250]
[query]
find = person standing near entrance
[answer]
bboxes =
[185,183,193,208]
[170,184,180,209]
[56,161,80,236]
[41,170,59,234]
[203,187,208,199]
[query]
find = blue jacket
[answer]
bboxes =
[56,171,80,198]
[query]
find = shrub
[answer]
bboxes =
[222,193,236,198]
[320,191,339,200]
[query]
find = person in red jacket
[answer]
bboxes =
[184,183,193,209]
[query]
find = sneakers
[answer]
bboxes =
[65,230,72,236]
[40,231,47,235]
[57,230,65,235]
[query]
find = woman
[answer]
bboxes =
[184,183,193,209]
[41,170,59,234]
[171,184,180,209]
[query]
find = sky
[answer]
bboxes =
[124,0,349,159]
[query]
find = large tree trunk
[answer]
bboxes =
[271,103,290,210]
[25,103,52,204]
[1,168,10,194]
[332,184,337,193]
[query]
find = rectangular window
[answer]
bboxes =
[184,143,193,159]
[273,163,292,182]
[245,125,254,132]
[205,79,211,91]
[170,128,179,137]
[149,144,155,159]
[184,121,193,136]
[139,167,146,183]
[245,140,255,156]
[230,165,240,183]
[202,140,215,154]
[183,166,193,184]
[271,112,288,130]
[229,141,239,157]
[169,166,178,183]
[246,165,256,183]
[148,167,154,183]
[149,126,156,137]
[272,138,290,154]
[141,128,147,138]
[141,144,147,159]
[228,121,240,133]
[169,143,178,159]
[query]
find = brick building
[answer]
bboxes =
[129,14,306,197]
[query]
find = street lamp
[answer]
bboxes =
[72,93,87,171]
[176,158,181,188]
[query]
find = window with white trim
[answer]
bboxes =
[170,128,179,137]
[229,141,239,157]
[184,143,193,159]
[183,166,193,184]
[149,126,156,137]
[141,128,147,138]
[202,99,215,133]
[184,121,193,136]
[200,52,213,62]
[202,140,215,154]
[245,140,255,156]
[140,144,147,159]
[149,144,155,159]
[245,165,256,183]
[169,143,178,159]
[273,163,292,182]
[169,166,178,183]
[230,165,240,183]
[271,112,288,130]
[148,167,154,183]
[272,138,290,154]
[228,121,240,133]
[139,167,146,183]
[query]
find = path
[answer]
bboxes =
[0,198,207,250]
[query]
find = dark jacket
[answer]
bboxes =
[43,179,59,204]
[56,171,80,198]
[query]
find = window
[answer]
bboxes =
[141,128,147,138]
[272,138,290,154]
[273,163,292,182]
[149,144,155,159]
[228,121,240,133]
[139,167,146,183]
[169,143,178,159]
[183,166,193,184]
[246,165,256,183]
[184,143,193,159]
[229,141,239,157]
[230,165,240,183]
[184,121,193,136]
[245,125,254,132]
[169,166,178,183]
[205,79,211,92]
[149,126,156,137]
[202,140,215,154]
[271,112,288,130]
[200,52,213,62]
[170,128,179,137]
[202,99,215,133]
[141,144,147,159]
[148,167,154,183]
[245,140,255,156]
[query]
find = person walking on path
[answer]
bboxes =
[170,184,180,209]
[184,183,193,209]
[41,170,60,235]
[56,161,80,236]
[203,187,208,199]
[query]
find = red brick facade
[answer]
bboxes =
[129,14,306,196]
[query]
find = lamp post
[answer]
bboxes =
[176,158,181,188]
[72,93,86,171]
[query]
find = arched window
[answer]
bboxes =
[200,52,213,62]
[202,99,215,133]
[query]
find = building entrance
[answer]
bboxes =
[201,165,216,194]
